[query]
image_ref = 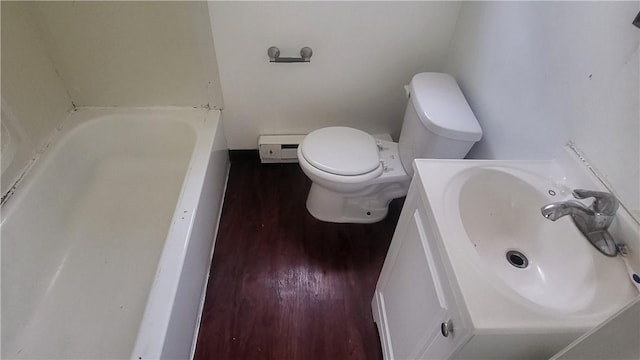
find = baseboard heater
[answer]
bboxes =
[258,135,306,163]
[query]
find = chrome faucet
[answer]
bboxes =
[541,189,620,256]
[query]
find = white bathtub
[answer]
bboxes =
[1,108,229,359]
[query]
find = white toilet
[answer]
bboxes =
[297,72,483,223]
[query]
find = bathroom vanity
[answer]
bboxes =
[372,156,639,360]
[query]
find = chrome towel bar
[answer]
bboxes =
[267,46,313,63]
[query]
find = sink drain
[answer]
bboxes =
[506,250,529,269]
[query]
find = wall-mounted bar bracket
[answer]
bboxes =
[268,46,313,63]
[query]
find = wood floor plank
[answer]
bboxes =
[194,160,402,359]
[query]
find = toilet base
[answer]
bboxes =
[305,182,407,223]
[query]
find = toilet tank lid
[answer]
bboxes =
[409,72,482,142]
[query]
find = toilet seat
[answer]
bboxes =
[301,127,381,176]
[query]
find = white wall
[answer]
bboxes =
[32,1,223,108]
[444,1,640,213]
[209,1,461,149]
[1,2,73,196]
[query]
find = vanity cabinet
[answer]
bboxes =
[373,158,638,360]
[372,180,471,360]
[371,174,579,360]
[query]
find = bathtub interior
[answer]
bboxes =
[1,114,198,358]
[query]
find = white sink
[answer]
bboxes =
[457,167,627,312]
[415,158,639,332]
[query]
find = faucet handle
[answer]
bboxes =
[572,189,619,215]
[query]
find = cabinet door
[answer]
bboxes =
[376,201,455,359]
[416,209,469,360]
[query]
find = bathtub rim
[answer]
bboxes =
[128,108,226,359]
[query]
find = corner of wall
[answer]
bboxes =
[1,1,73,197]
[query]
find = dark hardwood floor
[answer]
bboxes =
[194,159,403,360]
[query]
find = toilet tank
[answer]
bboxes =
[398,73,482,177]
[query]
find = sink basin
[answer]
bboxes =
[414,159,638,332]
[458,168,603,312]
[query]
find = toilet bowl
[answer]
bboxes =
[298,127,411,223]
[298,72,483,223]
